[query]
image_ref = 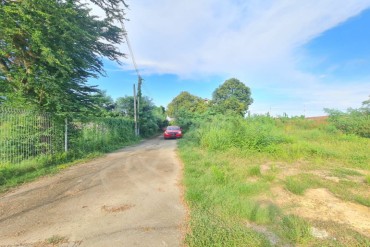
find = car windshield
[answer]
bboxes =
[167,126,180,130]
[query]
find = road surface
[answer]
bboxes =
[0,136,186,246]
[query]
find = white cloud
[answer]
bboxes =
[123,0,370,75]
[89,0,370,115]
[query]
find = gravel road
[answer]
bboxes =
[0,136,186,246]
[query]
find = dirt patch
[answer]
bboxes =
[0,136,185,246]
[101,204,134,213]
[272,187,370,237]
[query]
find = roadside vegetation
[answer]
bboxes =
[0,101,168,191]
[179,115,369,246]
[0,1,168,191]
[171,89,370,246]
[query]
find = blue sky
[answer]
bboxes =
[89,0,370,117]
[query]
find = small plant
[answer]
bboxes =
[248,165,261,176]
[355,196,370,207]
[211,165,227,184]
[284,176,309,195]
[332,168,362,178]
[185,209,271,247]
[47,235,68,244]
[365,175,370,185]
[281,215,312,244]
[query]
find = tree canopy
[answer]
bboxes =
[212,78,253,116]
[0,0,127,113]
[115,95,167,136]
[167,91,208,117]
[361,95,370,114]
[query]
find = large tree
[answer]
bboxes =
[115,95,165,137]
[0,0,127,113]
[167,91,208,117]
[212,78,253,116]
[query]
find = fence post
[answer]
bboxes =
[64,118,68,152]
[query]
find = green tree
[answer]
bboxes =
[114,96,164,137]
[167,91,208,117]
[0,0,126,113]
[115,96,135,117]
[361,95,370,114]
[212,78,253,116]
[152,105,169,130]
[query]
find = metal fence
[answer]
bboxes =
[0,108,135,165]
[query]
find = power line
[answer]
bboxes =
[119,20,143,136]
[119,21,140,79]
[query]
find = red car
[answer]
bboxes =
[163,126,182,139]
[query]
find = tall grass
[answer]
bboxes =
[196,115,290,151]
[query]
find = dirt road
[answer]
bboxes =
[0,136,186,246]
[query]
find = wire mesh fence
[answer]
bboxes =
[0,108,135,165]
[68,116,136,154]
[0,108,64,165]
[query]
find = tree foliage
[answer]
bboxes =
[167,91,208,117]
[114,95,167,137]
[212,78,253,116]
[115,95,135,118]
[361,95,370,114]
[325,95,370,138]
[0,0,126,113]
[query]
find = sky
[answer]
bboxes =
[89,0,370,117]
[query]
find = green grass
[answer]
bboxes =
[179,115,370,246]
[281,215,312,244]
[331,168,362,178]
[284,175,319,195]
[247,165,261,177]
[0,152,99,192]
[186,209,271,247]
[365,175,370,185]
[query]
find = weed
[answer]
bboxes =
[284,174,320,195]
[332,168,362,178]
[47,235,68,244]
[354,196,370,207]
[281,215,312,244]
[211,165,227,184]
[248,165,261,176]
[185,209,271,247]
[365,175,370,185]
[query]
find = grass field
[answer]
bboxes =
[179,115,370,246]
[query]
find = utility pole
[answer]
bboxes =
[120,21,143,137]
[137,76,142,136]
[133,84,138,136]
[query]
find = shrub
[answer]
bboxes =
[196,115,289,152]
[325,108,370,138]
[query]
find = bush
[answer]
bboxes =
[195,115,289,152]
[325,108,370,138]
